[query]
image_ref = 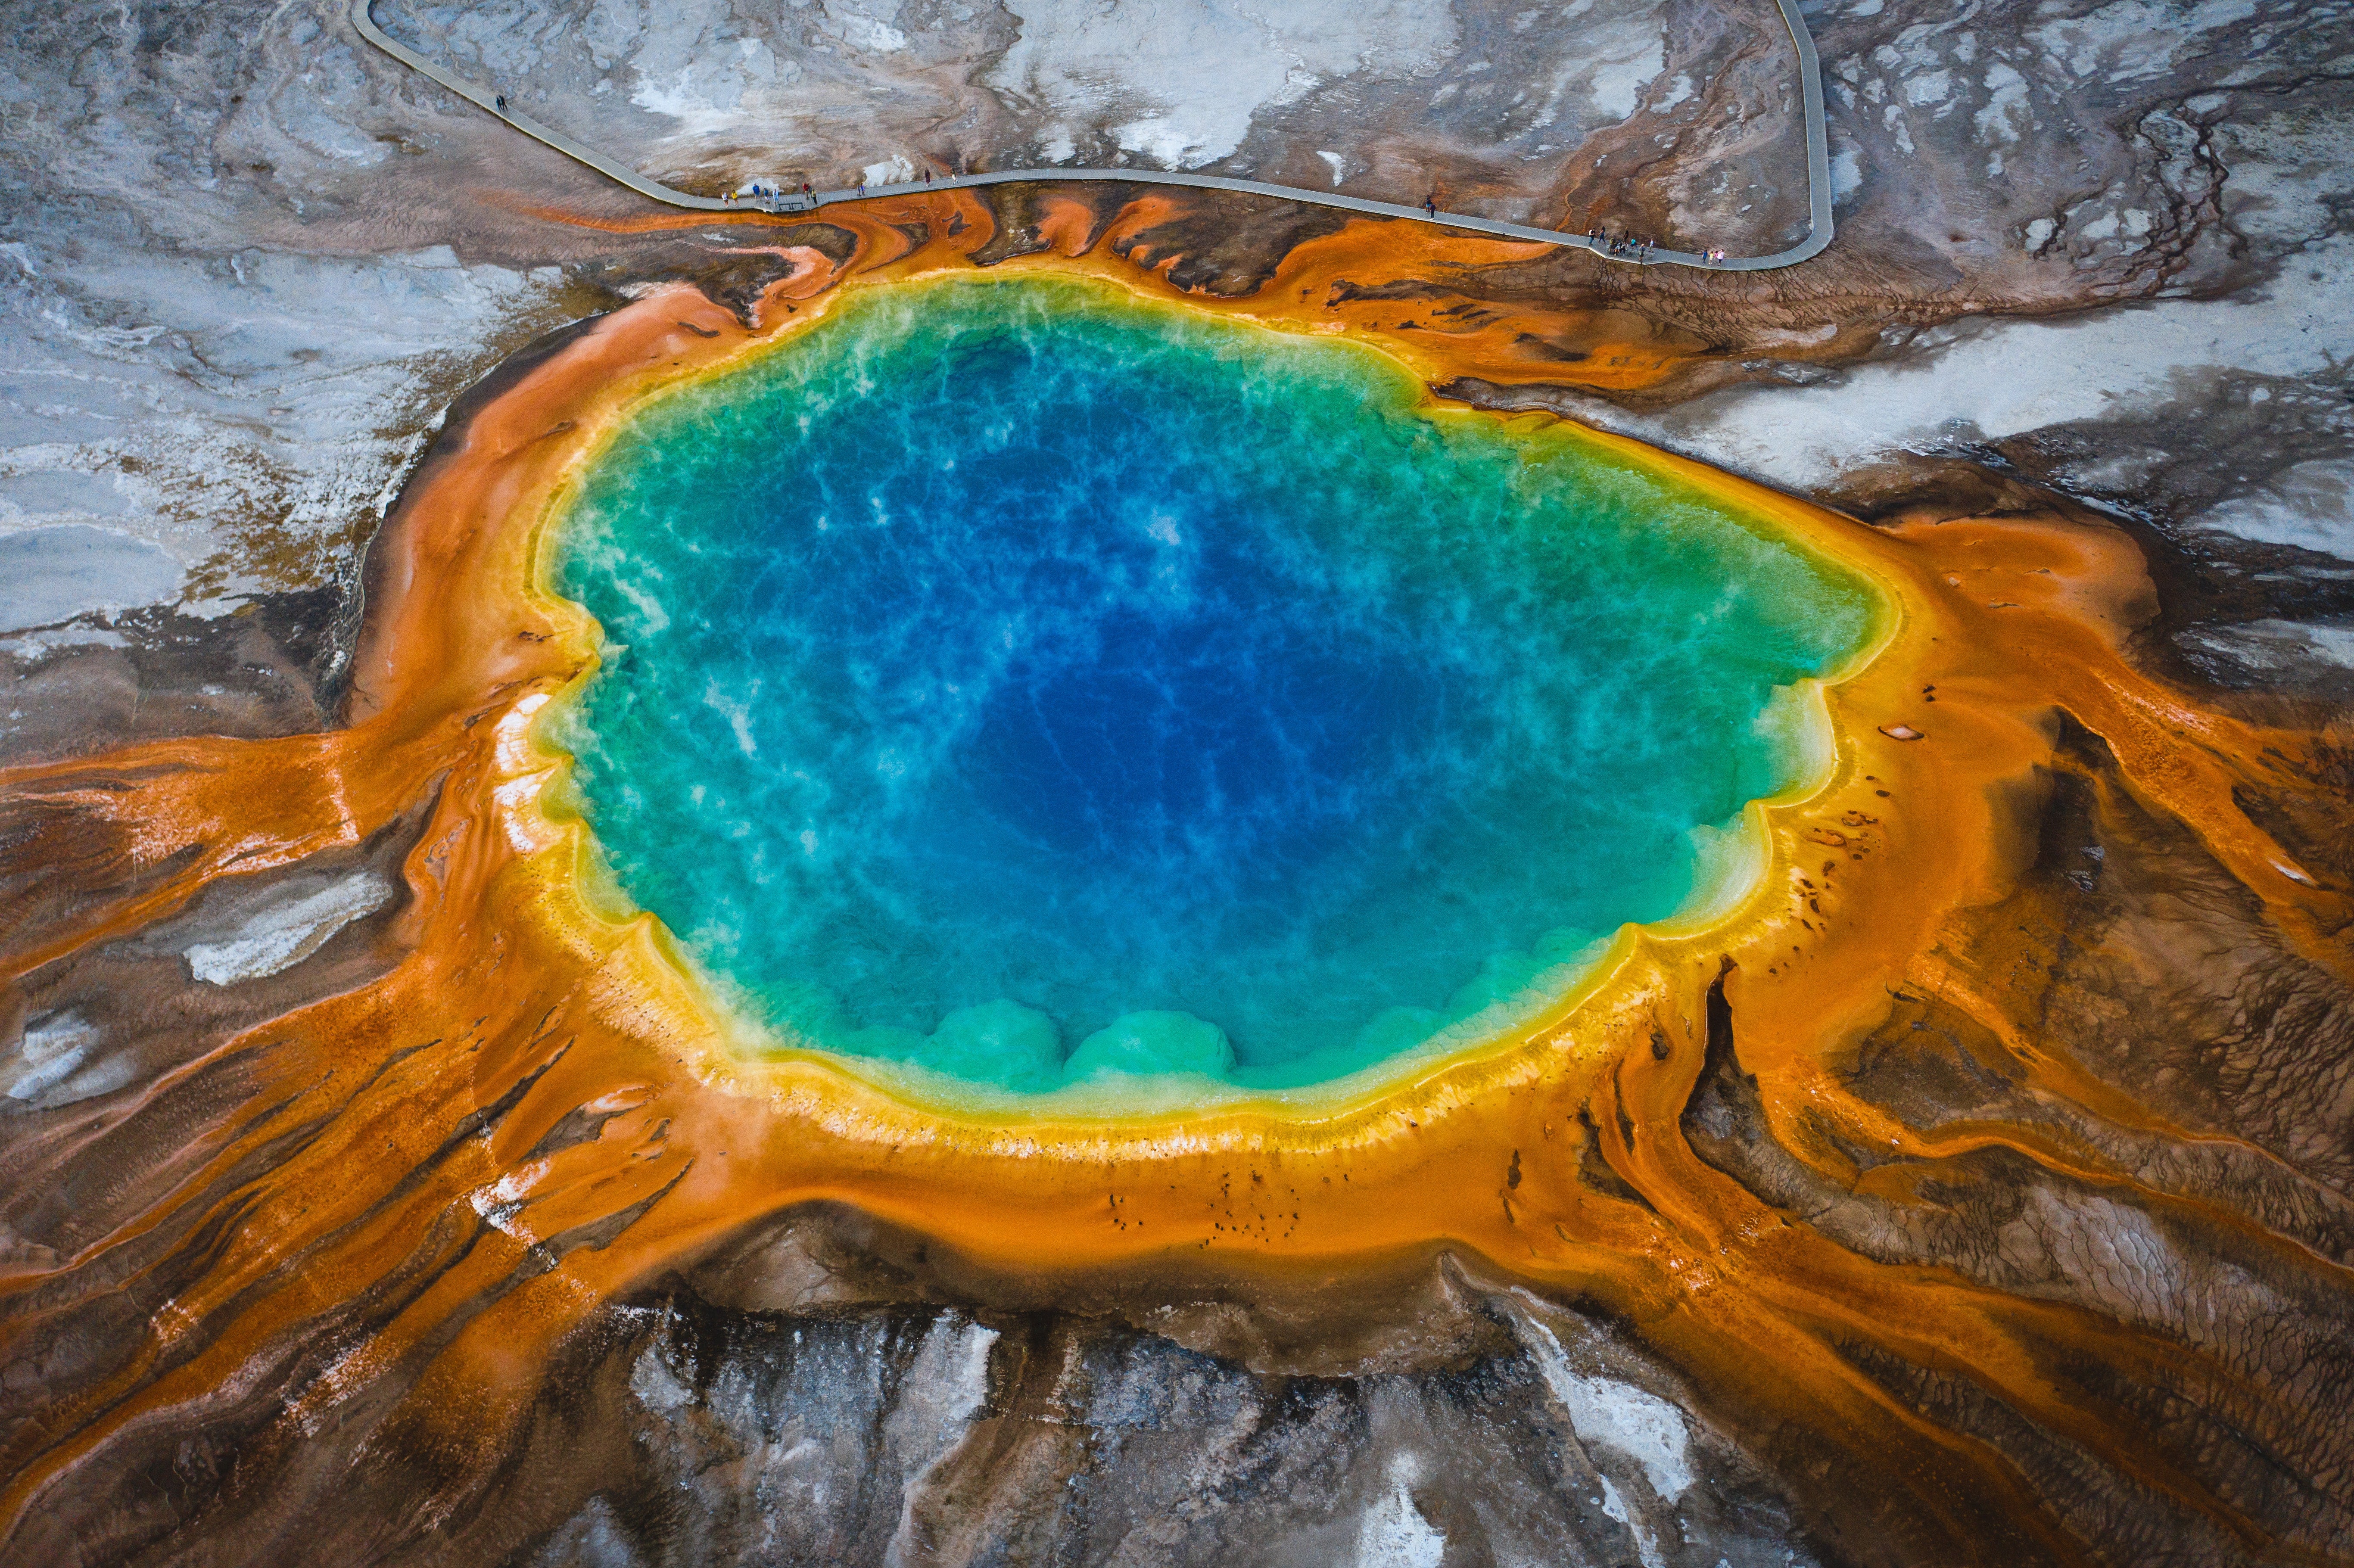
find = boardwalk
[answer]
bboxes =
[351,0,1831,272]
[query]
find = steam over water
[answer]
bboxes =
[549,277,1875,1095]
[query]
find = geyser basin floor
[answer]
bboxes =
[546,277,1879,1098]
[11,201,2348,1568]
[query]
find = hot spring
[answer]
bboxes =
[543,276,1878,1099]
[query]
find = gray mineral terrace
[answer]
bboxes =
[351,0,1832,271]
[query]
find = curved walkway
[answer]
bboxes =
[352,0,1831,272]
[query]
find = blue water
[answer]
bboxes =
[548,277,1876,1095]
